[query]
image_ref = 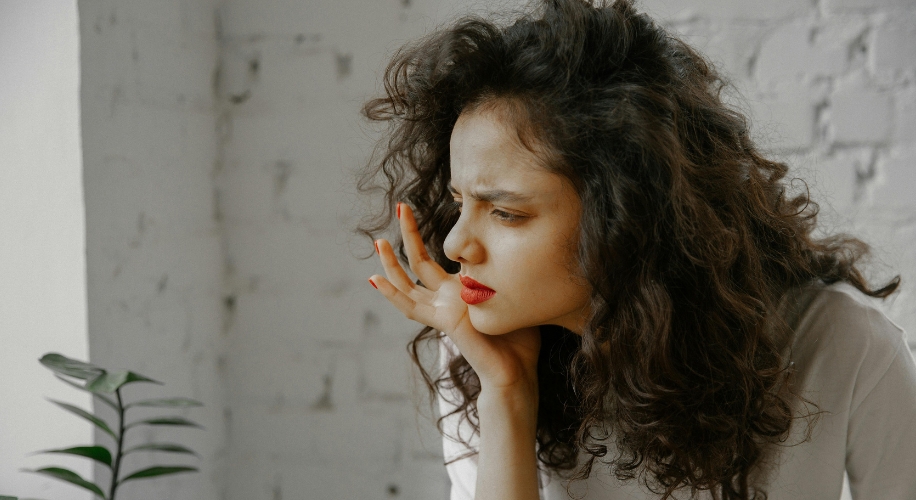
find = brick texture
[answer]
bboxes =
[873,14,916,75]
[831,74,894,144]
[79,0,226,499]
[827,0,916,12]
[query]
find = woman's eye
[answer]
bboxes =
[449,200,523,223]
[491,209,523,223]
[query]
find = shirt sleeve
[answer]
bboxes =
[845,319,916,498]
[437,337,479,500]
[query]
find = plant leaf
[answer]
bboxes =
[125,397,202,409]
[39,446,112,467]
[118,466,197,483]
[0,496,18,500]
[125,416,202,430]
[49,400,116,439]
[122,443,199,457]
[54,375,118,411]
[85,371,161,393]
[25,467,106,499]
[39,353,104,380]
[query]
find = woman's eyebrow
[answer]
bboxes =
[448,183,533,203]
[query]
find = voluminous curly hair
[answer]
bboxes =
[357,1,899,498]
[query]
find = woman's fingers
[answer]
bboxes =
[369,274,434,325]
[367,202,454,331]
[398,203,450,290]
[375,238,417,292]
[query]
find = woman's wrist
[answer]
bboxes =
[477,383,539,434]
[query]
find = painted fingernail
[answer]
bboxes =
[368,278,378,289]
[374,240,380,254]
[396,202,401,219]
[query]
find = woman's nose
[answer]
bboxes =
[443,214,484,265]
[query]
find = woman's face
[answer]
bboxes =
[443,105,592,335]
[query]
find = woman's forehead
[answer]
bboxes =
[448,151,559,199]
[449,108,554,191]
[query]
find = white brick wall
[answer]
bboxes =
[75,0,916,499]
[215,0,454,496]
[79,0,226,498]
[832,74,894,144]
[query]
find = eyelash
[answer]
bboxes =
[450,201,524,223]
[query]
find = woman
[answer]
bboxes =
[358,1,916,498]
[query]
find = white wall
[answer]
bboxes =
[0,1,91,499]
[215,1,462,497]
[78,0,226,498]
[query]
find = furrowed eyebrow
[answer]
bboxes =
[448,183,532,203]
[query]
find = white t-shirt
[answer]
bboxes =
[438,282,916,499]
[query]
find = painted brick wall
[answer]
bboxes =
[79,0,227,498]
[214,1,457,497]
[78,0,915,499]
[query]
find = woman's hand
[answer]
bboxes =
[368,203,541,394]
[370,203,542,500]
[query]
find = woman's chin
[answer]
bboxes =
[468,310,525,336]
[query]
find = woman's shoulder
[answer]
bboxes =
[767,282,916,499]
[787,281,909,409]
[790,281,905,351]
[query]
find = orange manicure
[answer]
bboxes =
[374,240,380,254]
[368,278,378,289]
[396,202,401,219]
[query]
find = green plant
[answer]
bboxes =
[19,353,203,500]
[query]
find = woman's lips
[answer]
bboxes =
[459,275,496,305]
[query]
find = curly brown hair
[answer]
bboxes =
[356,0,899,498]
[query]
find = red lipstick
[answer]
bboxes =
[459,275,496,305]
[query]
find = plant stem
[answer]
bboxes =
[108,389,126,500]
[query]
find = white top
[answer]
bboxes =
[438,282,916,499]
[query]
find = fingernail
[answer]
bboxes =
[396,202,401,219]
[368,278,378,289]
[374,240,380,254]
